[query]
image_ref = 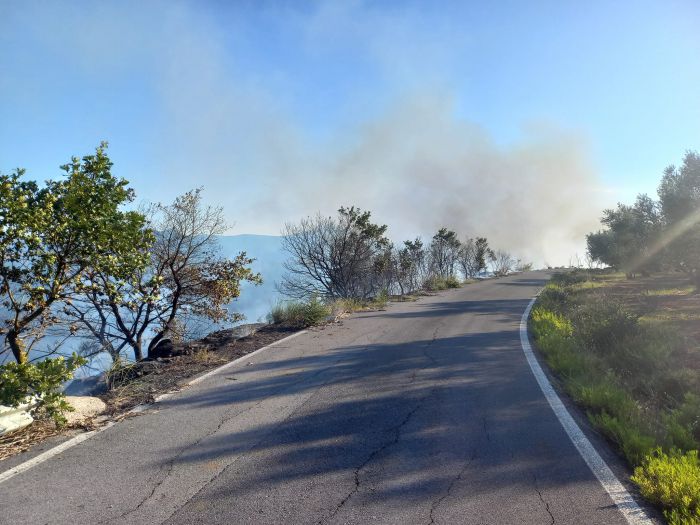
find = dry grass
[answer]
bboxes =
[0,421,62,461]
[582,271,700,358]
[0,416,99,462]
[100,324,297,414]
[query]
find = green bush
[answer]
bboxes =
[372,289,389,308]
[531,307,573,338]
[575,380,637,417]
[570,299,639,354]
[632,449,700,524]
[330,297,365,314]
[445,275,461,288]
[423,275,460,291]
[267,298,331,327]
[0,353,86,425]
[664,394,700,451]
[423,276,447,291]
[551,270,589,287]
[536,284,573,314]
[589,411,656,466]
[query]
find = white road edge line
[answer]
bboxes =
[520,295,652,525]
[0,328,308,485]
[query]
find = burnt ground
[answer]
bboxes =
[100,323,303,414]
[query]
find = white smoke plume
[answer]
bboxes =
[2,2,606,265]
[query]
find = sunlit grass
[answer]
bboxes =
[641,311,700,323]
[643,285,695,297]
[571,280,610,290]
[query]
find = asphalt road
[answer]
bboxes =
[1,272,641,524]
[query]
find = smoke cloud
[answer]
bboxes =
[4,2,606,265]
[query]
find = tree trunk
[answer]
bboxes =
[7,330,27,364]
[147,322,173,357]
[130,339,143,361]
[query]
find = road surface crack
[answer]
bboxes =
[427,449,477,524]
[419,325,441,367]
[533,473,555,525]
[482,416,492,443]
[157,351,357,523]
[99,411,233,524]
[103,346,347,524]
[317,400,427,524]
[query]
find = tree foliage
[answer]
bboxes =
[491,250,516,277]
[658,151,700,288]
[0,143,149,364]
[394,238,427,294]
[0,353,86,424]
[280,206,389,300]
[458,237,491,278]
[587,150,700,286]
[66,189,261,360]
[586,194,663,277]
[429,228,461,278]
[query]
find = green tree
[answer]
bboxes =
[429,228,461,278]
[458,237,491,278]
[0,143,150,364]
[395,238,427,294]
[658,151,700,288]
[66,189,261,360]
[586,194,662,277]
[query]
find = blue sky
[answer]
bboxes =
[1,1,699,262]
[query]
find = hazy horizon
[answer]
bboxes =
[2,1,699,265]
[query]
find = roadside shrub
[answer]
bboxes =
[530,308,590,379]
[423,276,460,291]
[612,328,680,398]
[267,298,331,327]
[664,394,700,450]
[329,298,365,315]
[632,449,700,524]
[657,369,700,408]
[0,354,86,425]
[575,380,638,417]
[423,276,448,291]
[267,302,293,324]
[372,288,389,308]
[536,284,572,314]
[531,308,573,338]
[570,299,639,354]
[588,411,656,465]
[372,289,389,308]
[445,275,461,288]
[551,271,588,287]
[105,357,137,390]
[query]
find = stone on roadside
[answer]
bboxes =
[64,396,106,426]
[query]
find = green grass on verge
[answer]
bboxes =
[267,297,331,327]
[530,271,700,524]
[423,275,461,291]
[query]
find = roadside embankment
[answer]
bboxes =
[529,270,700,524]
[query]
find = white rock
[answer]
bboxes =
[64,396,106,425]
